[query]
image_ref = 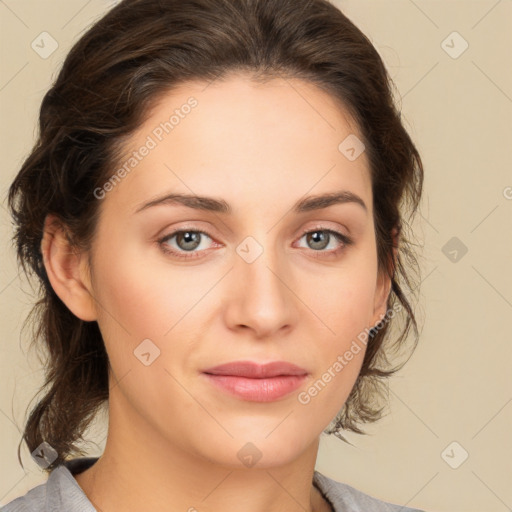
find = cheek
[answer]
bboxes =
[89,241,203,422]
[307,259,378,339]
[91,233,210,340]
[296,257,377,415]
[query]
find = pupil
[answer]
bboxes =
[179,232,200,251]
[309,231,328,250]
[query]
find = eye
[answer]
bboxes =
[158,229,217,260]
[157,226,353,261]
[295,228,353,257]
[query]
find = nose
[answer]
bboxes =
[223,242,299,339]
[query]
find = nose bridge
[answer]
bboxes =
[238,233,288,305]
[226,231,297,335]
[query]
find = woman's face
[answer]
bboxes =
[84,74,390,468]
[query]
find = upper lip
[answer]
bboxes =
[203,361,308,378]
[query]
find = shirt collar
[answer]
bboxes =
[46,457,98,511]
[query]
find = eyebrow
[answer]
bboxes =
[134,190,368,215]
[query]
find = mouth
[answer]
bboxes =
[202,360,308,402]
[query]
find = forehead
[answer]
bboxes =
[103,74,372,216]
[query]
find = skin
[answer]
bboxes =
[41,73,393,512]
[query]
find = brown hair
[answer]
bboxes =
[8,0,423,472]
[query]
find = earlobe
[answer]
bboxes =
[41,214,97,321]
[371,227,399,328]
[371,271,392,328]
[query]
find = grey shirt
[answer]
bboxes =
[1,457,426,512]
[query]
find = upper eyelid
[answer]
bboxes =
[160,219,351,237]
[161,224,347,236]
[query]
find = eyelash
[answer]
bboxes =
[157,226,353,260]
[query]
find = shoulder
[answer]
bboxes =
[1,481,47,511]
[313,471,427,512]
[1,458,99,512]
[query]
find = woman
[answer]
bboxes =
[3,0,425,510]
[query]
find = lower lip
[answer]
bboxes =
[203,373,307,402]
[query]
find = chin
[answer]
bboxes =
[196,430,313,470]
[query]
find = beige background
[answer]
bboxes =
[1,1,511,511]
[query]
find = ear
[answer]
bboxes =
[41,214,97,321]
[371,227,399,328]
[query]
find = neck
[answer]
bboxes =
[74,387,332,512]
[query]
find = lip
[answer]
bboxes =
[202,361,308,402]
[203,361,308,378]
